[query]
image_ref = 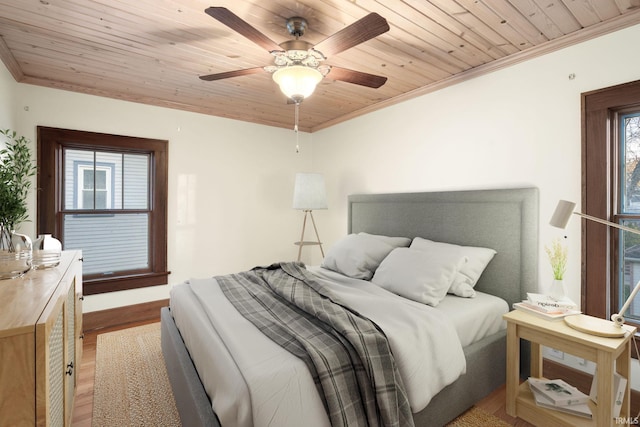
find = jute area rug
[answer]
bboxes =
[92,322,509,427]
[92,323,180,427]
[446,407,511,426]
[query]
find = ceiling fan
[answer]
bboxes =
[199,7,390,103]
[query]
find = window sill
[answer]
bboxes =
[83,271,171,295]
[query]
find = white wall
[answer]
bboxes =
[314,23,640,308]
[0,64,315,311]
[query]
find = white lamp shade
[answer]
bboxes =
[549,200,577,228]
[273,66,323,101]
[293,173,327,210]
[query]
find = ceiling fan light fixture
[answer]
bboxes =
[272,65,323,102]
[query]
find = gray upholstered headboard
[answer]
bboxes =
[348,187,539,308]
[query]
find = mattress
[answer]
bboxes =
[309,266,509,348]
[169,267,508,427]
[432,288,508,347]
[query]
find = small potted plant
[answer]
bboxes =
[0,128,37,278]
[545,237,568,300]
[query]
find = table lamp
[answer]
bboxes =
[293,173,327,262]
[550,200,639,337]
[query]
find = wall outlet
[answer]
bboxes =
[548,348,564,359]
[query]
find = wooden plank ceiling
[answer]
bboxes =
[0,0,639,132]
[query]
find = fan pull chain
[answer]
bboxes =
[294,101,300,153]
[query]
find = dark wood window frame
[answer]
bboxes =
[37,126,169,295]
[583,80,640,325]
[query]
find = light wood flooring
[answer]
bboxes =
[71,321,534,427]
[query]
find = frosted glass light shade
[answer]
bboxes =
[293,173,327,210]
[273,66,323,101]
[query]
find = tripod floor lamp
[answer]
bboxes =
[550,199,640,337]
[293,173,327,262]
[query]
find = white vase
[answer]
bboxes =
[32,234,62,269]
[549,279,566,300]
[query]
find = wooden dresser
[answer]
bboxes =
[0,251,83,427]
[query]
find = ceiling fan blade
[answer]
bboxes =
[314,13,389,58]
[205,7,282,53]
[328,67,387,88]
[199,67,265,81]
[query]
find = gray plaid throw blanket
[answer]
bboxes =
[216,262,414,427]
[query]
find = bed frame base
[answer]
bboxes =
[414,330,506,426]
[161,307,221,427]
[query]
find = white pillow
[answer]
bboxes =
[410,237,496,293]
[358,232,411,248]
[321,233,408,280]
[371,247,466,306]
[448,281,476,298]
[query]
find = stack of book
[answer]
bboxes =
[528,377,592,418]
[513,293,580,320]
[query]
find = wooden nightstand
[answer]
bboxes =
[503,310,636,427]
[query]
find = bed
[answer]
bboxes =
[161,187,539,427]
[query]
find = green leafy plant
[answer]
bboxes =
[545,238,568,280]
[0,129,37,250]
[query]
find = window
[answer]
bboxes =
[75,160,113,209]
[583,80,640,328]
[37,127,169,295]
[618,112,640,323]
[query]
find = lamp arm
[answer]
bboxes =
[612,278,640,327]
[574,212,640,327]
[574,212,640,236]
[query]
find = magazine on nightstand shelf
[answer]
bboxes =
[528,378,592,419]
[530,390,593,418]
[528,377,590,406]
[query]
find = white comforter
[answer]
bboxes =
[174,267,467,427]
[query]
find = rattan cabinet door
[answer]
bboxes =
[36,291,66,427]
